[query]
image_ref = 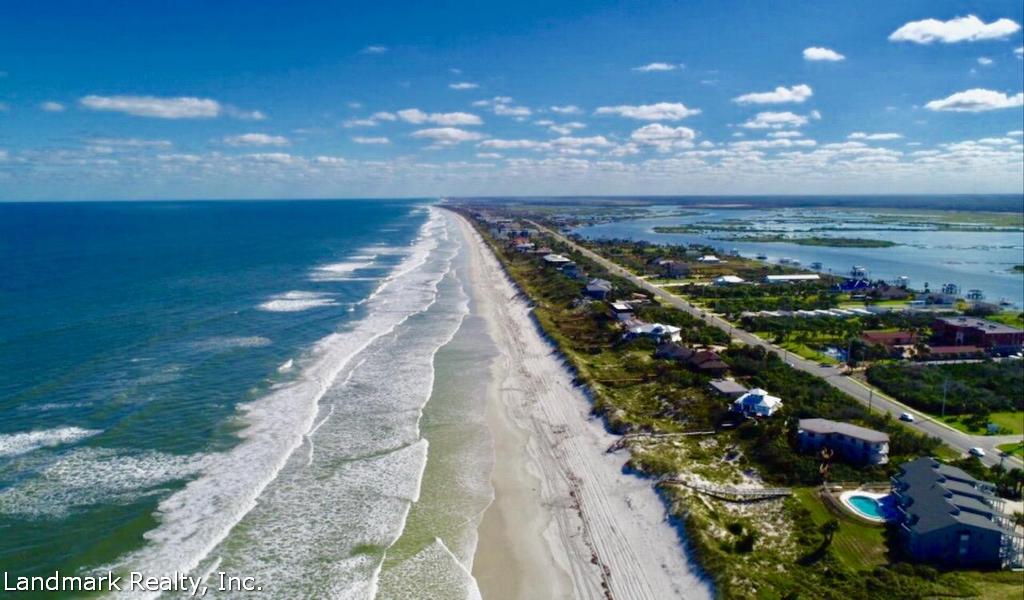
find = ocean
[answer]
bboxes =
[0,200,493,597]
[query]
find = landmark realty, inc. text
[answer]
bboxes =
[3,571,263,596]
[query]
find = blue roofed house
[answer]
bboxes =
[585,278,613,300]
[891,457,1022,569]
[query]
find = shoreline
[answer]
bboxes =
[453,211,711,599]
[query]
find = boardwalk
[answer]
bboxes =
[606,431,715,453]
[659,478,792,502]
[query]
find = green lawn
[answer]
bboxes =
[940,411,1024,436]
[997,441,1024,458]
[780,341,839,364]
[988,311,1024,329]
[792,487,888,572]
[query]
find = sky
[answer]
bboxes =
[1,0,1022,200]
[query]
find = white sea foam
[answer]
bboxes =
[0,427,102,459]
[0,448,209,518]
[277,358,294,373]
[192,336,272,351]
[310,258,378,281]
[113,207,458,596]
[258,291,338,312]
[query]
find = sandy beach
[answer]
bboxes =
[453,212,711,600]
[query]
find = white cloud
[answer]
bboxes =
[476,152,502,159]
[223,133,289,146]
[632,62,680,72]
[889,15,1021,44]
[924,88,1024,112]
[731,138,817,150]
[343,118,379,128]
[79,95,222,119]
[1008,130,1024,137]
[478,139,546,150]
[848,132,903,141]
[351,136,390,144]
[977,57,994,66]
[740,111,809,129]
[595,102,700,121]
[224,107,266,121]
[40,101,65,112]
[474,97,532,119]
[396,108,483,125]
[630,123,697,151]
[550,105,582,115]
[360,45,388,54]
[734,84,813,105]
[548,121,586,135]
[449,82,479,90]
[803,47,845,61]
[88,137,173,148]
[1016,47,1024,58]
[768,131,803,138]
[371,111,398,121]
[494,104,532,118]
[411,127,484,145]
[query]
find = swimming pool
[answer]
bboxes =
[839,491,898,522]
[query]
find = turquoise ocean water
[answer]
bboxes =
[0,200,493,597]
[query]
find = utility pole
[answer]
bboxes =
[941,378,948,418]
[868,388,873,413]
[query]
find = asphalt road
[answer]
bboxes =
[531,221,1024,469]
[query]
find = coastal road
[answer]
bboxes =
[530,221,1024,469]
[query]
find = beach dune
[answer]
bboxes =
[454,212,711,600]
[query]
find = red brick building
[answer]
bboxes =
[931,317,1024,354]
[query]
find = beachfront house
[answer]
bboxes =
[654,259,690,278]
[713,275,745,286]
[697,255,722,264]
[892,457,1021,569]
[764,274,821,283]
[560,261,582,279]
[797,418,889,465]
[628,322,682,343]
[543,253,572,266]
[609,301,635,322]
[731,388,783,418]
[585,278,614,300]
[688,350,729,376]
[708,378,748,399]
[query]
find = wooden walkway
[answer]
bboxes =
[606,431,715,452]
[658,478,792,502]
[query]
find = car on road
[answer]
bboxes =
[899,412,915,422]
[968,447,986,458]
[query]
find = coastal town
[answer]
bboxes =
[449,200,1024,599]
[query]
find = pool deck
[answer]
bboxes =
[839,490,894,524]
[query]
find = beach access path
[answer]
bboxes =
[527,220,1023,470]
[454,212,711,600]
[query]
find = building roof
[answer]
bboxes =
[798,418,889,443]
[655,342,695,361]
[709,379,748,395]
[609,301,633,312]
[586,278,613,292]
[714,275,745,284]
[734,388,783,411]
[630,322,682,336]
[936,316,1023,335]
[543,253,572,264]
[765,274,821,282]
[861,330,918,346]
[894,457,1006,537]
[697,255,721,262]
